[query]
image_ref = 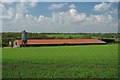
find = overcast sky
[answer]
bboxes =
[0,0,118,33]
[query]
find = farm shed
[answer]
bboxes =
[13,39,106,47]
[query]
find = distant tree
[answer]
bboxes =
[81,35,92,39]
[69,36,73,39]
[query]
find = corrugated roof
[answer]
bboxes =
[17,39,106,45]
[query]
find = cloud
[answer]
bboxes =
[93,3,111,12]
[68,4,76,9]
[29,0,38,7]
[15,2,27,19]
[69,9,78,16]
[0,0,37,20]
[0,2,5,12]
[0,3,14,20]
[29,2,37,7]
[49,3,66,10]
[1,7,14,20]
[19,0,38,7]
[109,8,118,15]
[1,0,14,5]
[2,8,117,33]
[1,2,118,33]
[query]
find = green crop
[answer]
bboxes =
[2,44,118,78]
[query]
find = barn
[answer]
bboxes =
[13,39,106,47]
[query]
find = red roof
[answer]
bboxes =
[17,39,106,45]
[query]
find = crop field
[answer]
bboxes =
[2,44,118,78]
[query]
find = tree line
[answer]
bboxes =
[1,32,119,47]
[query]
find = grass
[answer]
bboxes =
[2,44,118,78]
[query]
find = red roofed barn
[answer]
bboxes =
[13,39,106,47]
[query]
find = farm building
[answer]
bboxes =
[13,39,106,47]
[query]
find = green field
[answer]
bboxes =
[2,44,118,78]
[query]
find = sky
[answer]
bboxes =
[0,0,119,33]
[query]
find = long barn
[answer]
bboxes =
[13,39,106,47]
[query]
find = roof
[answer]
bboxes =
[16,39,106,45]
